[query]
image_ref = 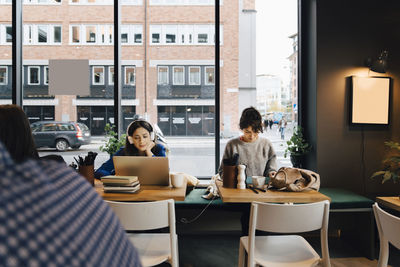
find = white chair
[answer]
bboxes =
[106,199,178,267]
[373,202,400,267]
[238,200,331,267]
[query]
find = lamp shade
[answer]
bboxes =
[370,51,388,73]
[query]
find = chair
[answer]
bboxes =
[238,200,331,267]
[106,199,178,267]
[373,202,400,267]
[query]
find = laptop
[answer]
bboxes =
[113,156,170,186]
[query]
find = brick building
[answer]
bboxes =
[0,0,255,136]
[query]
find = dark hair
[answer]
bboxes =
[239,107,263,133]
[124,120,161,156]
[0,105,39,162]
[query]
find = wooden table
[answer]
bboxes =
[376,196,400,212]
[216,181,331,203]
[95,179,187,201]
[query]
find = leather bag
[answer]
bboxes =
[269,167,320,192]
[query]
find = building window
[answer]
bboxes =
[165,25,177,44]
[205,66,214,85]
[37,25,48,43]
[173,66,184,85]
[54,26,61,43]
[6,26,12,43]
[0,67,7,85]
[28,66,40,85]
[92,66,104,85]
[189,67,200,85]
[109,67,114,85]
[72,26,80,43]
[86,26,96,43]
[121,25,129,43]
[158,66,168,85]
[44,66,49,85]
[150,25,161,44]
[125,66,135,85]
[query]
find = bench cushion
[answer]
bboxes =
[320,188,374,209]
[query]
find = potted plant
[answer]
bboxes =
[371,141,400,184]
[99,123,126,156]
[284,126,311,168]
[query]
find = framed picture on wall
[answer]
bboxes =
[351,76,391,125]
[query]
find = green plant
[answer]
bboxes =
[284,126,311,158]
[371,141,400,184]
[99,123,126,155]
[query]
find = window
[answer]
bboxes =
[28,67,40,85]
[121,26,129,43]
[189,67,200,85]
[125,67,135,85]
[108,67,114,85]
[158,66,168,85]
[165,25,177,44]
[44,66,49,85]
[173,66,184,85]
[42,123,56,131]
[86,26,96,43]
[92,66,104,85]
[150,25,161,44]
[72,26,80,43]
[37,25,48,43]
[54,26,61,43]
[205,67,214,85]
[6,26,12,43]
[0,67,7,85]
[99,25,112,44]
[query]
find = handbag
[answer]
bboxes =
[269,167,320,192]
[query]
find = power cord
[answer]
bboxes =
[361,125,366,195]
[179,194,217,224]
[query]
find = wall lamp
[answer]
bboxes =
[365,50,389,73]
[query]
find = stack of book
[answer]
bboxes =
[101,175,140,193]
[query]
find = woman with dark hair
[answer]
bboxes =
[94,119,166,178]
[0,104,39,163]
[219,106,277,178]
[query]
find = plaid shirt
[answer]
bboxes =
[0,142,142,267]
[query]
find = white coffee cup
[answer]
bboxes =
[171,173,185,188]
[252,176,266,188]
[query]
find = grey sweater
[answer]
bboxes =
[219,137,277,177]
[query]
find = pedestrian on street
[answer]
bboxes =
[278,118,287,140]
[268,119,273,130]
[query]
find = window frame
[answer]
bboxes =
[158,66,169,85]
[27,66,41,85]
[92,66,105,85]
[173,66,185,85]
[189,66,201,85]
[44,66,49,85]
[124,66,136,86]
[108,66,114,85]
[205,66,215,85]
[0,66,7,85]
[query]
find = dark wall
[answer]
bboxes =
[313,0,400,196]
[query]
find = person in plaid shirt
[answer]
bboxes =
[0,141,142,267]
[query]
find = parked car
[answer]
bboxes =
[31,121,91,151]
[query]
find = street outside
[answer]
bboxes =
[38,123,294,178]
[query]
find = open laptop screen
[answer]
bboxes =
[113,156,170,186]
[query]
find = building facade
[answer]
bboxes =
[0,0,255,136]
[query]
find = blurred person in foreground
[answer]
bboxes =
[0,140,142,267]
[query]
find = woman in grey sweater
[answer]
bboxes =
[219,107,277,178]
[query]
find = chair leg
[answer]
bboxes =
[238,240,246,267]
[377,239,389,267]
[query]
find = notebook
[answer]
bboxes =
[113,156,170,186]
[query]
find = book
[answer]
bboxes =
[102,180,139,187]
[104,184,140,193]
[101,175,138,184]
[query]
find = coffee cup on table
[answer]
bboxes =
[171,173,185,188]
[252,176,266,188]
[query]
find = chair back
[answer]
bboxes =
[373,203,400,249]
[252,200,330,233]
[106,199,175,231]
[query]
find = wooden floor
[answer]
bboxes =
[329,258,384,267]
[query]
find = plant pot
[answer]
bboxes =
[290,154,305,168]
